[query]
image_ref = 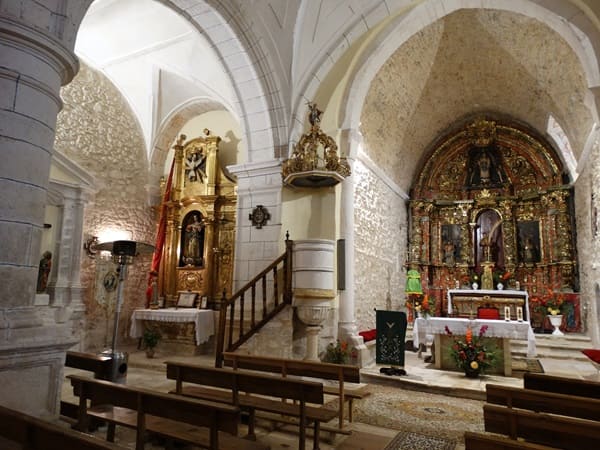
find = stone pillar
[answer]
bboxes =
[0,1,92,417]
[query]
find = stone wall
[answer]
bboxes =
[575,138,600,344]
[353,161,407,332]
[54,64,154,352]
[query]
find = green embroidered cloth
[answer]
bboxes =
[376,310,407,366]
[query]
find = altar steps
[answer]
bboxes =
[511,333,592,361]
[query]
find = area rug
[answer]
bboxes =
[333,384,484,443]
[383,431,455,450]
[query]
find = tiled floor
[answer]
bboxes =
[60,343,600,450]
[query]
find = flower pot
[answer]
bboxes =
[464,367,480,378]
[548,314,564,336]
[145,348,156,358]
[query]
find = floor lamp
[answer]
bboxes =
[95,240,154,382]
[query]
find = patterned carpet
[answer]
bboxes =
[383,431,456,450]
[334,384,486,446]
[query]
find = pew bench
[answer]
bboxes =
[221,351,367,430]
[166,361,337,450]
[523,372,600,399]
[483,403,600,450]
[0,404,125,450]
[464,431,561,450]
[67,375,267,450]
[61,351,115,422]
[485,383,600,421]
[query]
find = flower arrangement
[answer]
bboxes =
[445,325,496,376]
[492,268,512,285]
[414,294,434,318]
[530,289,566,316]
[322,340,356,364]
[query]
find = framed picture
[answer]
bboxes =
[176,291,198,308]
[199,296,208,309]
[517,221,541,263]
[441,224,461,265]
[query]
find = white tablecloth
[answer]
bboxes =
[413,317,536,357]
[130,308,215,345]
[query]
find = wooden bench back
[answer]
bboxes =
[65,351,113,378]
[68,375,239,435]
[222,352,360,383]
[0,404,123,450]
[486,383,600,421]
[483,403,600,450]
[165,362,325,404]
[523,373,600,399]
[464,431,559,450]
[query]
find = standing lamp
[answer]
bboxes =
[95,240,154,382]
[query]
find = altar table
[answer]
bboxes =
[130,308,215,346]
[447,289,530,321]
[413,317,536,376]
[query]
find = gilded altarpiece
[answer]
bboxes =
[408,119,580,332]
[159,130,237,308]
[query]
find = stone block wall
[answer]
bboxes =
[54,64,154,351]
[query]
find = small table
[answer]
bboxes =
[130,308,215,354]
[413,317,536,376]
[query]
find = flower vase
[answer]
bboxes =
[548,314,564,336]
[496,282,504,290]
[472,282,478,290]
[464,367,480,378]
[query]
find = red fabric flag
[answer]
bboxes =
[146,158,175,307]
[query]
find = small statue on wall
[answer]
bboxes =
[36,251,52,293]
[185,149,207,184]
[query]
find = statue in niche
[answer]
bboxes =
[36,251,52,293]
[466,147,506,188]
[181,213,205,267]
[476,210,504,268]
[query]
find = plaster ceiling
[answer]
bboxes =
[360,8,593,191]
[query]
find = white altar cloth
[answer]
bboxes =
[130,308,215,345]
[413,317,536,357]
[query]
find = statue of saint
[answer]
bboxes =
[36,251,52,293]
[183,215,204,265]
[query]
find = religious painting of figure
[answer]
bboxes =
[465,146,506,189]
[517,221,541,264]
[180,212,205,267]
[441,224,461,265]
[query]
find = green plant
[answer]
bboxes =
[445,325,496,374]
[142,329,161,349]
[322,340,355,364]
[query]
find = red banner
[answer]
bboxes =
[146,159,175,307]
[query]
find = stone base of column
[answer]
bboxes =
[0,307,77,418]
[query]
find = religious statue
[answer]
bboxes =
[185,150,207,183]
[405,265,422,294]
[480,232,492,262]
[183,214,204,266]
[36,251,52,293]
[307,101,322,127]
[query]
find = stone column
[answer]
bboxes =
[0,1,92,417]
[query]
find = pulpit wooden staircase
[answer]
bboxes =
[214,237,293,367]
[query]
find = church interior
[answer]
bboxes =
[2,0,600,448]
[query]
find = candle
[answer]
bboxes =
[504,306,511,321]
[517,306,523,322]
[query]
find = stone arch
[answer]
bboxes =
[163,0,282,161]
[290,0,600,146]
[148,97,229,204]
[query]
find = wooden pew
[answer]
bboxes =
[0,404,124,450]
[68,374,267,450]
[465,431,561,450]
[483,403,600,450]
[486,383,600,421]
[523,372,600,399]
[221,351,367,430]
[166,361,337,450]
[61,351,115,422]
